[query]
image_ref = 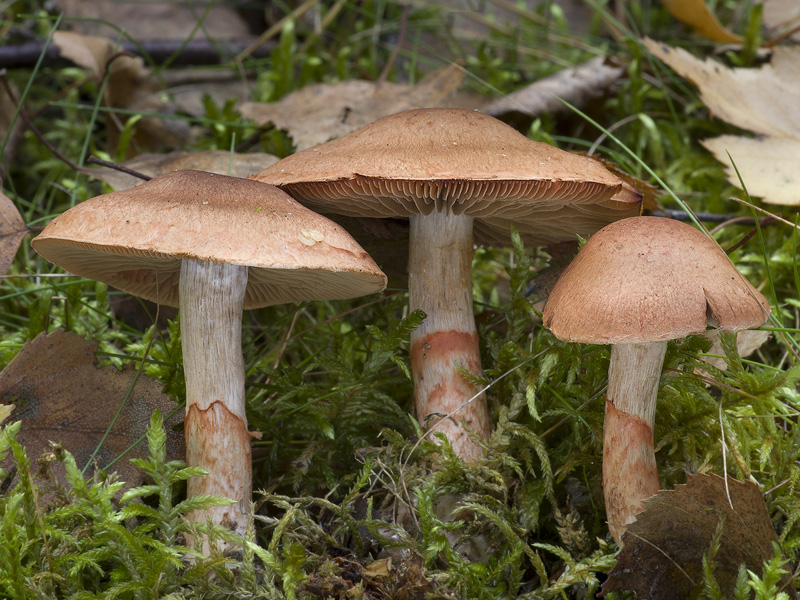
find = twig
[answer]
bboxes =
[377,4,409,83]
[646,208,759,225]
[233,0,320,64]
[86,156,152,181]
[724,216,776,255]
[0,38,276,69]
[299,0,349,54]
[0,69,89,175]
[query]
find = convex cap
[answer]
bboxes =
[543,216,770,344]
[32,170,387,308]
[253,108,641,245]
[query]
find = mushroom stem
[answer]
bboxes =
[604,341,666,543]
[408,210,490,462]
[180,259,251,537]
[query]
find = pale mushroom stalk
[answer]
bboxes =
[603,342,666,543]
[408,210,489,462]
[180,259,251,534]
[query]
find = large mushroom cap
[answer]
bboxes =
[32,170,387,309]
[253,108,641,246]
[542,216,770,344]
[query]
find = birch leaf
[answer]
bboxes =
[661,0,742,42]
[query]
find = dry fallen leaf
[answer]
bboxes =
[483,56,624,120]
[701,135,800,205]
[584,154,659,210]
[645,40,800,138]
[0,190,29,277]
[52,31,189,154]
[0,330,184,492]
[763,0,800,42]
[54,0,250,41]
[661,0,743,42]
[165,70,254,118]
[645,39,800,205]
[239,63,465,150]
[90,150,279,191]
[601,473,795,599]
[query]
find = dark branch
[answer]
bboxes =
[0,38,276,69]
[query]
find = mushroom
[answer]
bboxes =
[542,216,770,543]
[31,170,387,538]
[252,108,641,462]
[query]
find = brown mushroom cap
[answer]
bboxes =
[542,216,770,344]
[253,108,641,246]
[32,170,387,309]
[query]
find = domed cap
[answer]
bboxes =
[32,170,387,309]
[253,108,641,246]
[542,216,770,344]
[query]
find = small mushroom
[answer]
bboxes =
[542,216,770,543]
[32,170,387,540]
[253,108,641,462]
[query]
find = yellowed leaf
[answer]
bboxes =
[240,64,465,150]
[661,0,742,42]
[701,136,800,205]
[646,39,800,204]
[645,40,800,138]
[0,404,13,425]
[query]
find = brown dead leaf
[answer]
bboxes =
[483,56,623,120]
[601,473,795,599]
[661,0,743,42]
[646,39,800,205]
[55,0,250,41]
[0,190,29,277]
[52,31,188,154]
[239,63,465,150]
[52,31,116,79]
[90,150,279,191]
[584,154,659,210]
[0,330,184,492]
[165,70,254,118]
